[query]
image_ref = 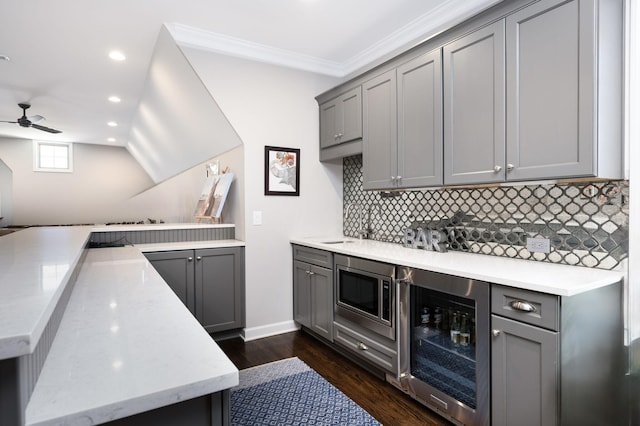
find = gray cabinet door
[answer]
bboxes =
[492,315,559,426]
[444,20,505,185]
[363,69,398,190]
[196,247,244,333]
[145,250,196,316]
[320,86,362,149]
[309,264,333,341]
[293,260,312,328]
[506,0,595,181]
[397,49,443,188]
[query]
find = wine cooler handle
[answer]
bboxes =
[509,300,537,313]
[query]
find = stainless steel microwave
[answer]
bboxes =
[334,254,396,340]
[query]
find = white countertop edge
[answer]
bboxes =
[91,223,235,232]
[0,228,92,360]
[137,239,245,252]
[290,237,625,297]
[26,374,239,426]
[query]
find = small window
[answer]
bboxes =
[33,141,73,173]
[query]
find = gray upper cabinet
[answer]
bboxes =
[444,21,506,185]
[362,69,397,190]
[397,50,444,188]
[363,49,443,190]
[320,86,362,149]
[506,0,601,180]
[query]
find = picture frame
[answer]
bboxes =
[264,146,300,196]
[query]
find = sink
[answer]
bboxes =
[321,240,355,244]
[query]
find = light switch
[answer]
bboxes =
[252,211,263,226]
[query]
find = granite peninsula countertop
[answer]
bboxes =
[290,236,625,297]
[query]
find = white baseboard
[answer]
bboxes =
[241,320,300,342]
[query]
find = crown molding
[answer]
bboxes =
[166,23,345,77]
[166,0,501,78]
[341,0,503,76]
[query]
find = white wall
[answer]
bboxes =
[0,137,229,225]
[183,48,343,339]
[0,158,12,227]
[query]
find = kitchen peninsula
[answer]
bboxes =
[0,225,242,426]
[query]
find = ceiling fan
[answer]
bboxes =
[0,103,62,133]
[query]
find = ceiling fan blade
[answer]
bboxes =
[28,115,45,123]
[0,120,18,124]
[30,123,62,134]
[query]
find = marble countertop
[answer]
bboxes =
[0,226,93,360]
[290,236,625,296]
[0,225,243,361]
[25,246,238,426]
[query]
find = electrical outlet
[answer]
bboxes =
[526,237,551,253]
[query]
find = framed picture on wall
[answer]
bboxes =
[264,146,300,196]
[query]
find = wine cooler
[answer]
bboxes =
[394,267,490,425]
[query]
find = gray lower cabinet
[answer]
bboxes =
[292,245,333,341]
[443,20,505,185]
[491,283,625,426]
[145,247,245,334]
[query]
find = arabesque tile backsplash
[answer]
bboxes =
[343,155,629,270]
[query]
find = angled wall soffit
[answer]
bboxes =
[166,0,502,78]
[127,25,243,185]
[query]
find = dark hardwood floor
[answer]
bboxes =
[217,330,452,426]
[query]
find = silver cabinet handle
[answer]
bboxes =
[338,132,343,138]
[396,175,402,180]
[196,256,202,261]
[506,163,515,171]
[494,165,502,172]
[357,342,368,351]
[492,329,501,337]
[188,257,193,262]
[510,300,537,313]
[308,271,315,276]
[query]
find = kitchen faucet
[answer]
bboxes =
[346,203,367,239]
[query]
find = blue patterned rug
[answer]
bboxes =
[230,357,381,425]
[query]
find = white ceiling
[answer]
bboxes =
[0,0,499,148]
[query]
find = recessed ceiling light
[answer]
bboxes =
[108,96,121,103]
[108,51,126,61]
[107,121,118,127]
[107,137,116,142]
[0,55,10,62]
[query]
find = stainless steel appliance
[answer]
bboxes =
[334,254,396,340]
[394,267,490,426]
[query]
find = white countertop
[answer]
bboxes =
[0,225,243,361]
[25,246,238,426]
[291,237,625,296]
[0,226,93,360]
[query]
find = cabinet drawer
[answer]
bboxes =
[292,245,333,269]
[492,285,559,331]
[334,321,398,374]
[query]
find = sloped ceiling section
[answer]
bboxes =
[127,25,243,184]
